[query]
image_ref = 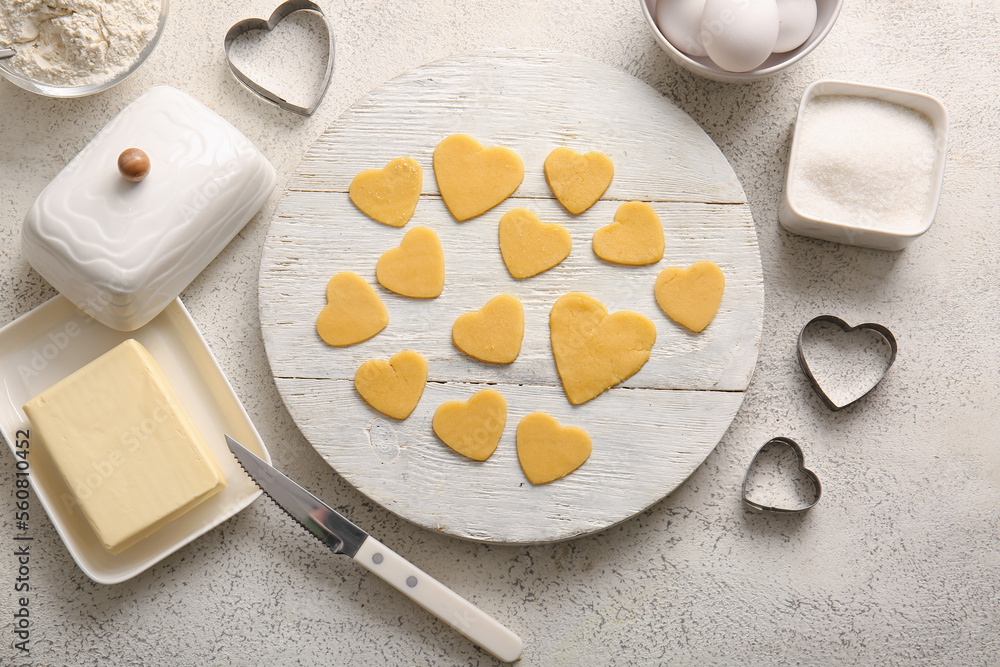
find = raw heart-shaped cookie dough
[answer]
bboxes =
[516,412,592,484]
[498,208,572,279]
[349,156,423,227]
[654,260,725,333]
[433,134,524,221]
[592,201,665,266]
[376,226,445,298]
[452,294,524,364]
[543,147,614,215]
[432,389,508,461]
[316,271,389,346]
[354,350,428,420]
[550,292,657,405]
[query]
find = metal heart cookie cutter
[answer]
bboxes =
[797,315,898,411]
[741,437,822,513]
[224,0,335,116]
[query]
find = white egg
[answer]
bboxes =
[774,0,817,53]
[701,0,780,73]
[655,0,709,58]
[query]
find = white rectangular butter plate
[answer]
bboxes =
[0,296,269,584]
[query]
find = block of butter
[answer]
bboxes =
[22,339,226,555]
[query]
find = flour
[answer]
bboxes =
[0,0,160,86]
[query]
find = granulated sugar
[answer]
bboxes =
[789,95,937,231]
[0,0,160,86]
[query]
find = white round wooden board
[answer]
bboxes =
[259,50,764,544]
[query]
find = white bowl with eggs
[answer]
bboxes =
[641,0,844,82]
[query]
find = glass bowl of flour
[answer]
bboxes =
[0,0,168,97]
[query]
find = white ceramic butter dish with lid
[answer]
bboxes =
[21,85,276,330]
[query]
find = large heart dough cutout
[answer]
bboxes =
[516,412,593,484]
[433,134,524,221]
[593,201,665,266]
[354,350,428,420]
[349,157,422,227]
[432,389,508,461]
[550,292,657,405]
[654,260,725,333]
[452,294,525,364]
[376,226,445,298]
[544,147,614,215]
[498,208,572,279]
[316,271,388,346]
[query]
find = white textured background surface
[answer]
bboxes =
[1,0,998,664]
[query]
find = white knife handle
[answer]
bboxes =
[354,536,523,662]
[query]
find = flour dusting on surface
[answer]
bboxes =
[0,0,160,86]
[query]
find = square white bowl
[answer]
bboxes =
[0,296,268,584]
[779,80,949,251]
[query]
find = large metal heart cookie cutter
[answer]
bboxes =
[797,315,898,411]
[224,0,335,116]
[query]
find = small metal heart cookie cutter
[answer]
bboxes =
[797,315,898,411]
[741,437,822,513]
[224,0,335,116]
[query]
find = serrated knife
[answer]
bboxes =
[225,435,523,663]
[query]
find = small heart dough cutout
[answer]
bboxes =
[349,157,423,227]
[654,260,725,333]
[433,134,524,221]
[593,201,665,266]
[316,271,389,346]
[544,147,614,215]
[498,208,572,279]
[354,350,428,420]
[516,412,593,484]
[452,294,525,364]
[376,226,445,298]
[550,292,657,405]
[432,389,508,461]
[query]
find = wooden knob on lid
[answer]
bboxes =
[118,148,150,182]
